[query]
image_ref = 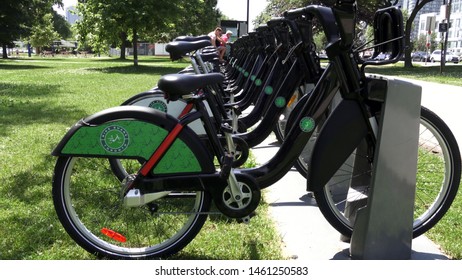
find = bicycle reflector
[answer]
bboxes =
[101,228,127,243]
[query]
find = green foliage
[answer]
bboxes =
[0,0,64,58]
[52,9,72,39]
[414,33,437,52]
[29,13,60,49]
[75,0,222,58]
[1,0,34,57]
[254,0,384,28]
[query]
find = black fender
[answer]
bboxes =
[307,100,368,191]
[52,106,215,174]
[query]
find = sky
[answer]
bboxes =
[56,0,269,31]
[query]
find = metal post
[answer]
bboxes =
[246,0,250,33]
[441,0,452,73]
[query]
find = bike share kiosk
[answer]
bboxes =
[307,3,421,259]
[348,76,422,259]
[348,6,421,259]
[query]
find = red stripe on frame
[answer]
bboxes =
[179,103,194,118]
[139,123,184,176]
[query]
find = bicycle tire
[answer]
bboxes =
[314,106,461,238]
[52,156,211,259]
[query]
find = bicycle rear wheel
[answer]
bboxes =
[52,156,211,259]
[314,107,461,238]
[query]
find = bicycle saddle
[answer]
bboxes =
[158,73,224,101]
[174,35,212,42]
[166,40,212,61]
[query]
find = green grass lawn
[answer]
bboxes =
[0,56,283,260]
[365,61,462,86]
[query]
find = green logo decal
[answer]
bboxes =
[100,125,130,153]
[149,100,168,113]
[300,117,315,133]
[275,97,286,108]
[255,79,262,86]
[264,86,274,95]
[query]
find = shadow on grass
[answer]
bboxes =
[87,64,188,76]
[0,82,87,137]
[0,64,51,70]
[0,153,69,259]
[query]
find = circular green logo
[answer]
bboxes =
[300,117,315,133]
[100,125,129,153]
[275,97,286,108]
[149,100,168,113]
[255,79,262,86]
[264,86,274,95]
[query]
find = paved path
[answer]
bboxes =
[252,78,460,260]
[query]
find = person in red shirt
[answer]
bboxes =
[219,30,233,63]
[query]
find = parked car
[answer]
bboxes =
[411,51,430,62]
[373,52,391,61]
[448,48,462,59]
[430,50,459,63]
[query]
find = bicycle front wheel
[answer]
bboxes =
[52,156,211,259]
[314,107,461,238]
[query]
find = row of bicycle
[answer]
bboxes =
[51,1,461,259]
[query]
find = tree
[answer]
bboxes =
[254,0,383,29]
[255,0,438,67]
[75,0,221,65]
[29,13,60,54]
[403,0,435,68]
[52,9,72,39]
[0,0,63,58]
[1,0,32,58]
[169,0,221,39]
[414,33,437,52]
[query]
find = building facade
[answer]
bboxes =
[397,0,445,39]
[416,0,462,49]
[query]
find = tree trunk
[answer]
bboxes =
[404,17,414,68]
[403,0,434,68]
[133,28,138,66]
[120,31,128,60]
[2,44,8,59]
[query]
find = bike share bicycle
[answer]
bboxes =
[51,0,461,259]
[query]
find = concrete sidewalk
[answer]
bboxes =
[252,78,461,260]
[253,135,448,260]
